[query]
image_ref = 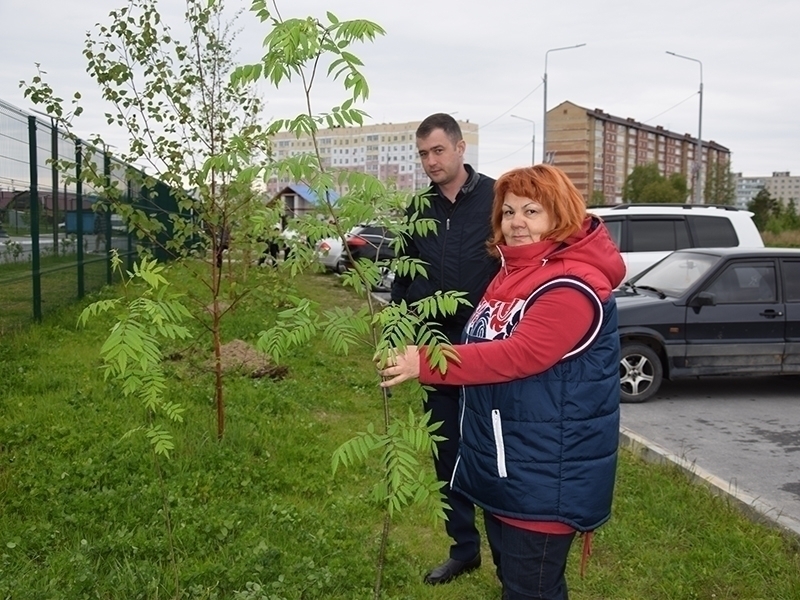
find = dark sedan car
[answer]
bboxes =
[616,247,800,402]
[339,225,397,291]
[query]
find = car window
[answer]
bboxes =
[782,261,800,302]
[705,263,777,304]
[633,252,718,296]
[628,219,690,252]
[602,218,622,249]
[688,215,738,247]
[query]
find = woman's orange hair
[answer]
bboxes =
[488,164,587,255]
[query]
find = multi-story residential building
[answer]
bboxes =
[764,171,800,204]
[265,120,479,195]
[733,173,767,208]
[545,101,731,204]
[733,171,800,208]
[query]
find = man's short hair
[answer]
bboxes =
[416,113,463,145]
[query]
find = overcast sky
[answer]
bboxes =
[3,0,799,180]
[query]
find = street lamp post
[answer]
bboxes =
[510,114,536,165]
[667,51,704,204]
[543,43,586,164]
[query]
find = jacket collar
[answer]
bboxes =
[495,216,618,279]
[460,164,480,195]
[431,164,480,200]
[497,239,561,274]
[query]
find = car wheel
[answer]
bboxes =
[372,267,394,292]
[619,343,663,403]
[335,260,347,274]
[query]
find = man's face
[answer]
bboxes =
[416,128,466,186]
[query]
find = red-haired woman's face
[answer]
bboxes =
[500,192,553,246]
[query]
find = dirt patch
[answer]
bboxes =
[208,339,288,379]
[205,301,230,315]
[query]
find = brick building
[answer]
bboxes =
[545,101,730,204]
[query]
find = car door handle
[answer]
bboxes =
[759,309,783,318]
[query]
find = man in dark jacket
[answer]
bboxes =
[391,113,499,584]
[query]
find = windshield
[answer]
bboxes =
[630,252,720,297]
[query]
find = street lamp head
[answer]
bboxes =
[510,114,535,132]
[666,50,703,81]
[545,43,587,68]
[510,115,536,166]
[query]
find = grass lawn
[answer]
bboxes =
[0,253,117,334]
[0,264,798,599]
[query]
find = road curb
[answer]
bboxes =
[619,426,800,542]
[371,291,390,306]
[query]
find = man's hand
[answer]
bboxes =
[379,345,420,387]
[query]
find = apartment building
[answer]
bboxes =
[733,174,767,208]
[764,171,800,204]
[265,120,480,195]
[733,171,800,208]
[545,101,730,204]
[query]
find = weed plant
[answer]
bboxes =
[1,265,798,599]
[762,228,800,248]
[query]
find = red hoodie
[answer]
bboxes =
[418,216,626,386]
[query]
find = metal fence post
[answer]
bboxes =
[28,116,42,321]
[103,152,112,284]
[51,119,59,255]
[76,139,85,298]
[126,178,134,272]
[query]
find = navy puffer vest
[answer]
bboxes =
[450,277,620,532]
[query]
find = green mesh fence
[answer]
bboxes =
[0,98,183,334]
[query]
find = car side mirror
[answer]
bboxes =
[691,291,716,308]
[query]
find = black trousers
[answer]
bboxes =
[499,525,576,600]
[426,384,501,563]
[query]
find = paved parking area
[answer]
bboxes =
[620,375,800,538]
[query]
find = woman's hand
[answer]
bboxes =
[379,346,420,387]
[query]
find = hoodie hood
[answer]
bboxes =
[494,215,625,300]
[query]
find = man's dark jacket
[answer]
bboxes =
[391,165,499,342]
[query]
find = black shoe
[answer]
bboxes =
[424,555,481,585]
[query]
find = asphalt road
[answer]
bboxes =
[620,375,800,536]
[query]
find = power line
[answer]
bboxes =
[479,82,544,130]
[482,141,531,165]
[644,91,698,124]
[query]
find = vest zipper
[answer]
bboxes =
[491,409,508,478]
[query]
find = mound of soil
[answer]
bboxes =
[210,339,288,380]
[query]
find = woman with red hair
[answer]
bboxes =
[381,164,625,600]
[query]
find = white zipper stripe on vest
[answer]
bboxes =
[523,277,604,360]
[491,409,508,478]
